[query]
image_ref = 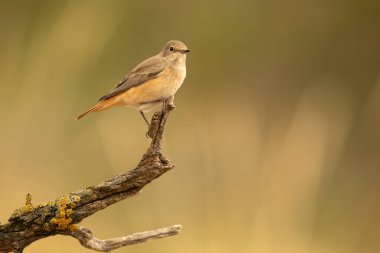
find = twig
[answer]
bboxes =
[0,99,179,253]
[68,225,181,252]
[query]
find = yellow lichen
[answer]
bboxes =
[25,193,33,206]
[66,209,73,216]
[49,194,81,231]
[9,193,35,220]
[9,192,81,231]
[68,224,78,231]
[36,201,56,208]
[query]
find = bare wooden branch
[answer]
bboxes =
[67,225,181,252]
[0,100,179,253]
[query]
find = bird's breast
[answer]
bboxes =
[168,64,186,90]
[154,65,186,98]
[117,65,186,109]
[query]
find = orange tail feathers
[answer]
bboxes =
[77,104,102,120]
[77,95,120,120]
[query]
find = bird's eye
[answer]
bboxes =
[169,47,174,51]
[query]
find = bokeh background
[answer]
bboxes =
[1,0,380,252]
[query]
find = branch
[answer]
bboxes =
[0,99,179,253]
[68,225,181,252]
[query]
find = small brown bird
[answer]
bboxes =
[77,40,190,124]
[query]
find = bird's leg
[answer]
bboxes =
[162,100,167,113]
[140,111,150,126]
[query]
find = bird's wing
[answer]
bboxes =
[98,55,168,101]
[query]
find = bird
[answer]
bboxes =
[77,40,190,124]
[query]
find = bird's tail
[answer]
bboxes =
[76,104,102,120]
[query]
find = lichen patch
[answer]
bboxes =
[48,195,81,231]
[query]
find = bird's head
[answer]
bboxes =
[160,40,190,64]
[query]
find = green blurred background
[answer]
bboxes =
[1,0,380,252]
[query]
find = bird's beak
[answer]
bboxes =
[179,49,190,54]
